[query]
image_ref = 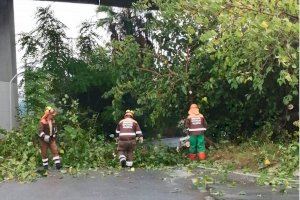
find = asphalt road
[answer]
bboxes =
[0,138,298,200]
[0,169,208,200]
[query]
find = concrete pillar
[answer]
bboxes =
[0,0,18,130]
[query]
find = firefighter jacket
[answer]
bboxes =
[116,117,142,141]
[38,121,58,138]
[185,114,207,135]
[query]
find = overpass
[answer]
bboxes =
[38,0,137,7]
[0,0,135,130]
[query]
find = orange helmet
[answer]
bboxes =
[188,104,200,115]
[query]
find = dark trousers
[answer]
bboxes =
[117,140,136,161]
[39,138,60,166]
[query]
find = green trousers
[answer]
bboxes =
[189,134,205,153]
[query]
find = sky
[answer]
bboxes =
[14,0,107,71]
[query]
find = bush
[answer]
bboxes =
[0,99,188,182]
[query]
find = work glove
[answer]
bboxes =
[53,127,58,134]
[43,135,50,143]
[138,137,143,144]
[183,128,189,135]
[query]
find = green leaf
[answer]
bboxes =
[201,97,208,103]
[181,85,187,95]
[283,95,293,105]
[260,21,268,29]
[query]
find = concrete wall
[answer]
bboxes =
[0,0,18,130]
[0,82,17,130]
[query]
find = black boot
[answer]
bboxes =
[55,163,62,170]
[43,165,49,170]
[121,160,126,168]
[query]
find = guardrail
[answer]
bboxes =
[9,71,24,130]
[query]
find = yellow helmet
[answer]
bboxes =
[45,106,52,111]
[41,106,56,120]
[45,106,55,115]
[124,109,134,117]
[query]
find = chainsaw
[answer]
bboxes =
[176,135,190,152]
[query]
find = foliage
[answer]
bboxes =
[5,1,298,183]
[0,116,41,182]
[21,68,55,113]
[205,138,299,184]
[19,6,117,132]
[0,97,187,182]
[98,0,299,140]
[19,6,71,96]
[135,142,188,168]
[19,2,299,140]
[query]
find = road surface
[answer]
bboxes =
[0,169,208,200]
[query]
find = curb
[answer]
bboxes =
[196,165,299,185]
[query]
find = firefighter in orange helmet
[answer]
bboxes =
[38,106,61,170]
[185,104,208,161]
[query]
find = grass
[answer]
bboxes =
[185,139,299,187]
[206,141,281,172]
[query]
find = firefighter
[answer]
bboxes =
[116,110,143,168]
[38,106,61,170]
[185,104,208,161]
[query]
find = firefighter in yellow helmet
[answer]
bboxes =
[185,104,208,161]
[38,106,61,170]
[115,110,143,168]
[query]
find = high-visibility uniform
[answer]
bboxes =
[185,114,207,160]
[38,109,61,170]
[116,116,142,167]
